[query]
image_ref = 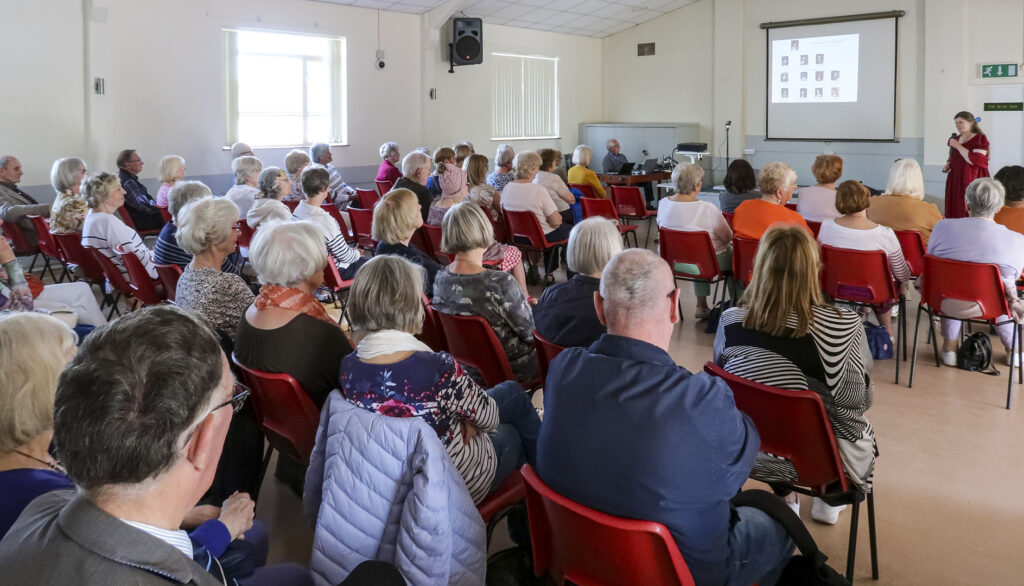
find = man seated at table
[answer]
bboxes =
[602,138,629,174]
[536,248,793,586]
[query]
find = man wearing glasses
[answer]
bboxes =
[116,149,165,232]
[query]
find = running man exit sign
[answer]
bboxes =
[980,63,1019,78]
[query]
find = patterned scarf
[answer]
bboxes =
[253,284,335,325]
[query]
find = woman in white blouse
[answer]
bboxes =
[246,167,293,230]
[80,172,157,279]
[657,163,732,318]
[817,180,910,339]
[796,154,843,221]
[501,151,569,282]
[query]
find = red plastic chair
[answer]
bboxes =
[356,188,380,209]
[51,231,110,305]
[659,228,732,314]
[806,220,822,238]
[348,207,377,253]
[114,244,165,306]
[479,204,509,244]
[703,362,878,583]
[375,179,395,195]
[435,310,541,391]
[409,226,432,257]
[321,203,354,243]
[894,230,925,278]
[503,208,570,279]
[611,186,656,247]
[730,236,760,288]
[322,256,355,324]
[418,297,448,352]
[154,262,183,302]
[784,202,798,211]
[231,353,321,499]
[1,219,41,273]
[116,205,162,236]
[908,255,1021,408]
[156,205,172,224]
[283,199,300,212]
[420,223,451,264]
[521,465,696,586]
[237,220,256,258]
[722,211,735,229]
[568,183,597,199]
[28,215,68,282]
[580,197,638,247]
[88,247,133,317]
[532,330,566,383]
[820,244,905,381]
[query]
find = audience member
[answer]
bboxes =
[602,138,628,173]
[927,177,1024,367]
[372,188,441,291]
[720,159,761,213]
[156,155,185,208]
[48,157,89,234]
[0,306,313,585]
[392,151,433,221]
[796,154,843,221]
[502,151,570,279]
[426,146,455,199]
[376,142,403,183]
[657,163,733,318]
[433,202,539,383]
[80,172,156,279]
[284,149,310,202]
[453,142,474,167]
[715,224,876,525]
[247,167,293,229]
[341,255,540,503]
[537,248,792,586]
[231,142,255,158]
[294,166,367,279]
[867,158,942,246]
[733,161,811,239]
[567,144,606,198]
[993,164,1024,235]
[464,153,500,219]
[486,143,515,192]
[115,149,163,231]
[310,142,353,208]
[0,155,50,246]
[535,148,575,224]
[533,217,621,347]
[154,181,243,274]
[225,155,263,218]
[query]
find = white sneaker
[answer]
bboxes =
[1005,347,1021,369]
[940,350,957,367]
[785,495,800,517]
[811,497,847,525]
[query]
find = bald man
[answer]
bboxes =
[536,248,793,586]
[0,156,51,247]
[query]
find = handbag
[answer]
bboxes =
[704,299,734,334]
[863,322,893,360]
[956,331,999,375]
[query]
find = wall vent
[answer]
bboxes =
[637,43,655,57]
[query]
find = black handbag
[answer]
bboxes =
[956,332,1000,375]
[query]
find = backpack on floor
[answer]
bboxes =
[863,322,893,360]
[956,332,999,375]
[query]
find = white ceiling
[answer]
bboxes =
[317,0,696,38]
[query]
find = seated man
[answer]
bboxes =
[602,138,628,173]
[0,306,312,585]
[116,149,164,232]
[310,142,355,209]
[0,155,50,247]
[536,248,793,586]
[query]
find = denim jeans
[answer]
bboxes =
[486,381,541,490]
[727,506,794,586]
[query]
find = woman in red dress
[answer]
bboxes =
[943,111,990,218]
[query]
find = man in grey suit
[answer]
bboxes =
[0,155,50,247]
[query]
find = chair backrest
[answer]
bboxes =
[52,232,105,283]
[28,215,63,261]
[322,255,354,294]
[819,244,898,305]
[356,188,380,209]
[409,226,432,256]
[721,211,735,229]
[347,207,378,249]
[418,295,448,352]
[376,179,395,195]
[658,228,723,280]
[532,330,566,383]
[420,223,451,264]
[116,206,138,230]
[730,236,760,287]
[435,311,516,387]
[894,230,925,277]
[236,219,256,252]
[114,244,164,305]
[503,208,555,250]
[580,196,619,222]
[784,202,798,211]
[521,465,695,586]
[568,183,596,199]
[919,254,1010,321]
[806,220,822,238]
[702,362,848,494]
[231,353,320,464]
[610,186,646,218]
[156,206,172,224]
[321,203,354,242]
[154,262,183,302]
[283,199,300,212]
[89,246,134,297]
[479,204,509,244]
[1,220,37,255]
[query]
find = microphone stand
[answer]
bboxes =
[725,121,732,169]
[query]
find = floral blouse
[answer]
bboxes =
[175,266,255,341]
[49,191,88,234]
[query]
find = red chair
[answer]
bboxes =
[347,207,377,253]
[322,256,355,324]
[730,236,760,288]
[722,211,735,229]
[703,362,878,583]
[154,262,183,302]
[611,186,656,247]
[784,202,798,211]
[806,220,822,239]
[116,205,162,236]
[521,465,696,586]
[1,220,41,273]
[283,199,300,212]
[479,204,509,244]
[156,205,172,224]
[532,330,566,383]
[820,244,905,382]
[409,226,432,257]
[418,297,448,352]
[568,183,597,199]
[503,208,570,281]
[237,220,256,258]
[580,197,638,247]
[88,247,133,317]
[909,255,1021,408]
[51,231,117,315]
[435,310,541,391]
[659,228,732,314]
[231,353,321,499]
[28,215,68,282]
[321,203,354,243]
[114,244,165,306]
[894,230,925,278]
[356,188,380,209]
[420,223,451,264]
[375,179,395,195]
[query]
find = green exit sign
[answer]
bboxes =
[984,102,1023,111]
[981,63,1019,78]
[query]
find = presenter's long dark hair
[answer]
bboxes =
[955,111,983,135]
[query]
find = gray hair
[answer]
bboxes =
[50,157,86,194]
[257,167,285,200]
[513,151,542,180]
[441,202,493,253]
[758,162,797,196]
[310,142,331,163]
[966,177,1005,218]
[347,255,425,334]
[495,143,515,168]
[605,138,619,149]
[232,155,263,185]
[568,217,623,275]
[175,196,239,255]
[380,141,399,159]
[0,156,16,170]
[82,172,120,209]
[167,180,213,220]
[402,151,431,177]
[883,159,925,200]
[672,163,704,194]
[250,220,328,287]
[284,149,310,175]
[572,144,593,167]
[599,249,674,326]
[230,142,254,158]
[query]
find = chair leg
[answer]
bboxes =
[1007,323,1020,409]
[901,296,908,361]
[27,252,40,274]
[909,304,923,387]
[643,218,652,249]
[928,312,941,367]
[254,443,274,504]
[867,491,879,580]
[846,498,861,583]
[894,297,902,385]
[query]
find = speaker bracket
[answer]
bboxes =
[448,42,455,74]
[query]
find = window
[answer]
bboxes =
[225,29,347,147]
[491,52,559,140]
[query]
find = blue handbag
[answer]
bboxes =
[863,321,893,360]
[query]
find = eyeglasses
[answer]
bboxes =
[181,381,250,447]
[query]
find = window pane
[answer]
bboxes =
[491,53,558,139]
[237,30,329,58]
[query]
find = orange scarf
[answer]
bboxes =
[254,284,335,325]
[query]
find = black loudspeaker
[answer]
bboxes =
[451,18,483,66]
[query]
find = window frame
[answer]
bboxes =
[490,51,560,141]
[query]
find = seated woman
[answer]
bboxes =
[154,181,242,275]
[155,155,185,208]
[866,159,942,247]
[49,157,89,234]
[993,165,1024,235]
[373,188,442,291]
[284,149,310,201]
[719,159,760,213]
[426,147,455,199]
[502,151,571,280]
[486,143,515,193]
[733,162,811,239]
[434,203,539,384]
[224,156,263,218]
[392,151,434,221]
[535,148,575,225]
[294,166,367,280]
[80,172,157,279]
[464,153,500,220]
[533,217,621,348]
[428,163,530,300]
[376,142,403,184]
[247,167,293,229]
[453,142,474,168]
[817,181,911,339]
[566,144,606,199]
[714,224,876,525]
[796,154,843,221]
[174,196,254,342]
[341,255,540,504]
[927,178,1024,367]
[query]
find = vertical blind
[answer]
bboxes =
[491,52,559,140]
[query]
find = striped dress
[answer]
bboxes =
[714,305,877,492]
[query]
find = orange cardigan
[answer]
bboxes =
[732,199,811,239]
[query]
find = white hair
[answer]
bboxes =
[495,143,515,168]
[175,196,238,255]
[605,138,619,149]
[966,177,1005,218]
[379,141,399,159]
[232,156,263,185]
[883,158,925,200]
[250,220,328,287]
[572,144,593,167]
[402,151,431,177]
[310,142,331,163]
[567,217,622,275]
[167,181,213,220]
[284,149,310,175]
[599,249,673,326]
[50,157,86,194]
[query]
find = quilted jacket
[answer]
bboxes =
[304,391,487,586]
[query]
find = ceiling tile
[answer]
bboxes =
[519,7,563,24]
[543,0,586,11]
[464,0,506,17]
[492,3,534,20]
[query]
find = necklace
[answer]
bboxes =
[12,449,66,474]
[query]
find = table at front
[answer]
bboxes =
[596,171,672,188]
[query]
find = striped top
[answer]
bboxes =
[119,519,193,559]
[713,305,876,491]
[293,201,361,269]
[81,211,157,279]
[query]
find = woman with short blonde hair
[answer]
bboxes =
[156,155,185,208]
[567,144,606,198]
[867,158,942,246]
[503,151,571,281]
[465,154,500,219]
[796,154,843,221]
[49,157,89,234]
[372,189,441,291]
[732,162,811,239]
[283,149,311,201]
[81,172,157,279]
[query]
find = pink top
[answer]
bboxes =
[376,160,402,183]
[156,183,172,208]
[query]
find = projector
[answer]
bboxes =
[676,142,708,152]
